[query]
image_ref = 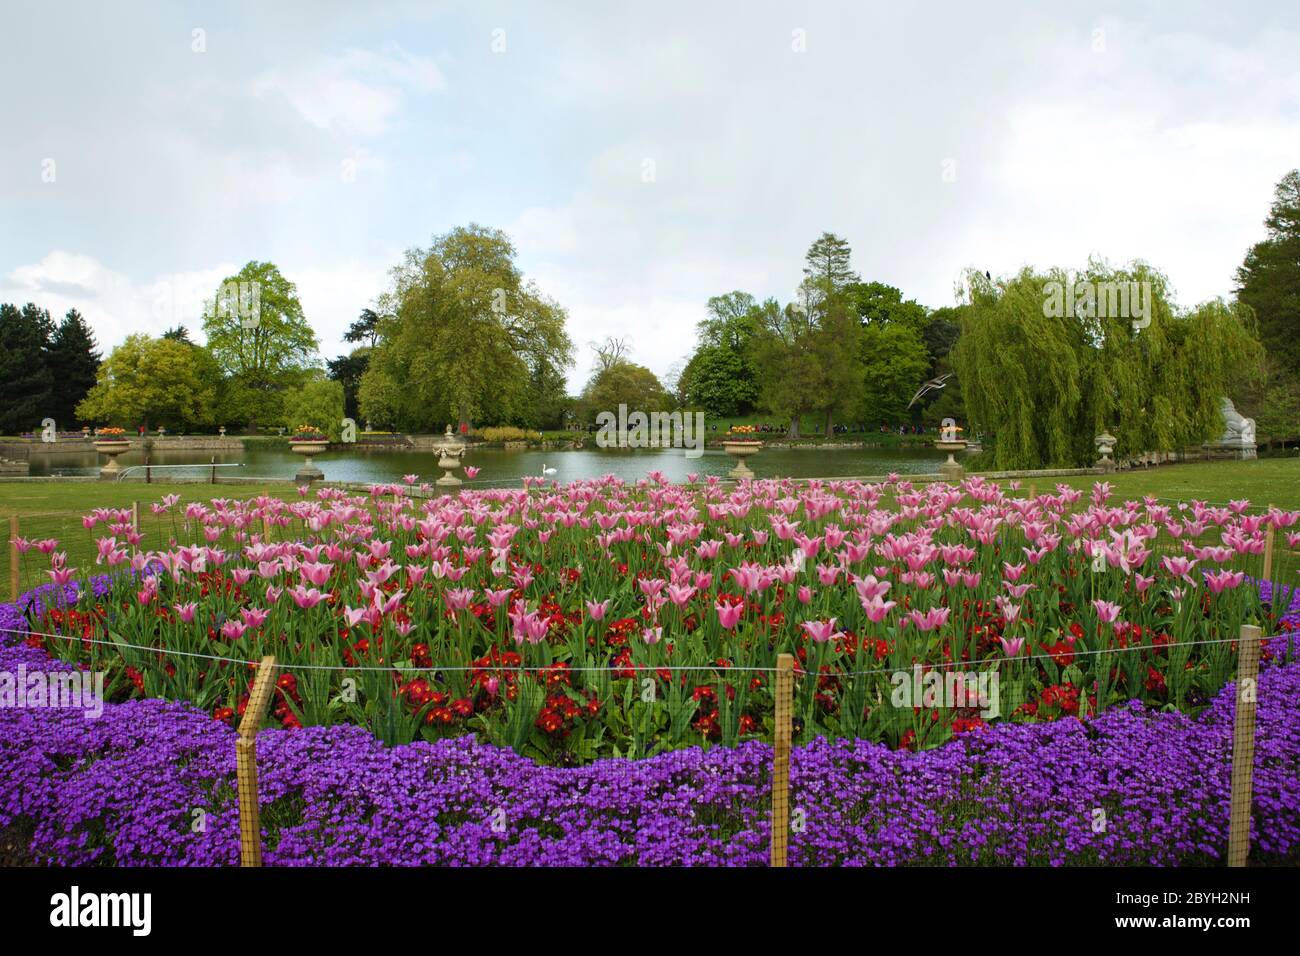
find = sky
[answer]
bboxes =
[2,0,1298,391]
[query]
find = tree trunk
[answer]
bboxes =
[825,408,834,437]
[788,415,800,439]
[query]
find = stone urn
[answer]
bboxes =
[722,440,762,479]
[94,438,131,480]
[1094,431,1117,473]
[433,424,468,486]
[289,437,329,483]
[934,420,967,481]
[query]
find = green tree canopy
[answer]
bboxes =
[47,309,102,427]
[578,360,671,423]
[953,263,1262,468]
[283,374,346,441]
[859,321,931,424]
[76,334,216,431]
[202,260,319,429]
[0,302,55,435]
[359,224,574,431]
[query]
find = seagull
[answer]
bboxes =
[907,372,952,409]
[541,464,557,477]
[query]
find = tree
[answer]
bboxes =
[162,324,193,344]
[750,299,821,437]
[283,374,346,441]
[1236,170,1300,442]
[802,232,859,296]
[0,302,54,435]
[327,349,370,421]
[682,291,762,417]
[683,345,757,417]
[953,263,1262,469]
[344,308,382,349]
[202,261,319,430]
[360,224,574,431]
[76,334,216,431]
[859,321,931,424]
[578,360,671,423]
[589,336,631,375]
[46,309,102,428]
[850,281,928,331]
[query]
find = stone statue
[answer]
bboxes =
[1219,398,1256,446]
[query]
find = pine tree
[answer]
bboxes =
[48,309,102,426]
[1236,170,1300,373]
[803,232,859,290]
[0,302,55,435]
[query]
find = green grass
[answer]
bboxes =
[0,481,288,519]
[1042,457,1300,511]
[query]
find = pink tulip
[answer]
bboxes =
[666,584,696,608]
[800,618,844,644]
[485,587,515,608]
[715,601,744,630]
[221,619,248,641]
[642,626,662,645]
[1092,599,1122,624]
[905,607,950,632]
[852,574,891,603]
[465,467,480,479]
[445,587,475,611]
[861,596,896,623]
[240,607,269,630]
[797,585,813,604]
[298,561,333,587]
[998,636,1025,657]
[1160,555,1198,584]
[1204,569,1245,594]
[289,586,325,609]
[173,602,197,624]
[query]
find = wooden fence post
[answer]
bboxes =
[8,515,18,603]
[1262,526,1275,583]
[1228,625,1261,867]
[237,655,278,867]
[770,653,794,868]
[131,500,139,534]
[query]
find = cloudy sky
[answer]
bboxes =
[2,0,1297,389]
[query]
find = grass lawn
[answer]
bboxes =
[1047,456,1300,511]
[0,481,290,519]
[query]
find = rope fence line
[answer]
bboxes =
[1,624,1290,674]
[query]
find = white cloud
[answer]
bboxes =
[252,45,446,137]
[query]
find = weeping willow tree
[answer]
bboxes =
[953,262,1261,469]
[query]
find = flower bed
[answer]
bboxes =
[2,589,1298,864]
[7,478,1298,763]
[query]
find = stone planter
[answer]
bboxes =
[722,440,762,479]
[289,440,329,483]
[934,439,967,481]
[94,440,131,480]
[432,425,468,487]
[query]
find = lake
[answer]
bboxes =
[24,444,952,485]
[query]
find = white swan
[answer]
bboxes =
[541,464,557,477]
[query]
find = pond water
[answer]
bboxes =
[25,444,952,485]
